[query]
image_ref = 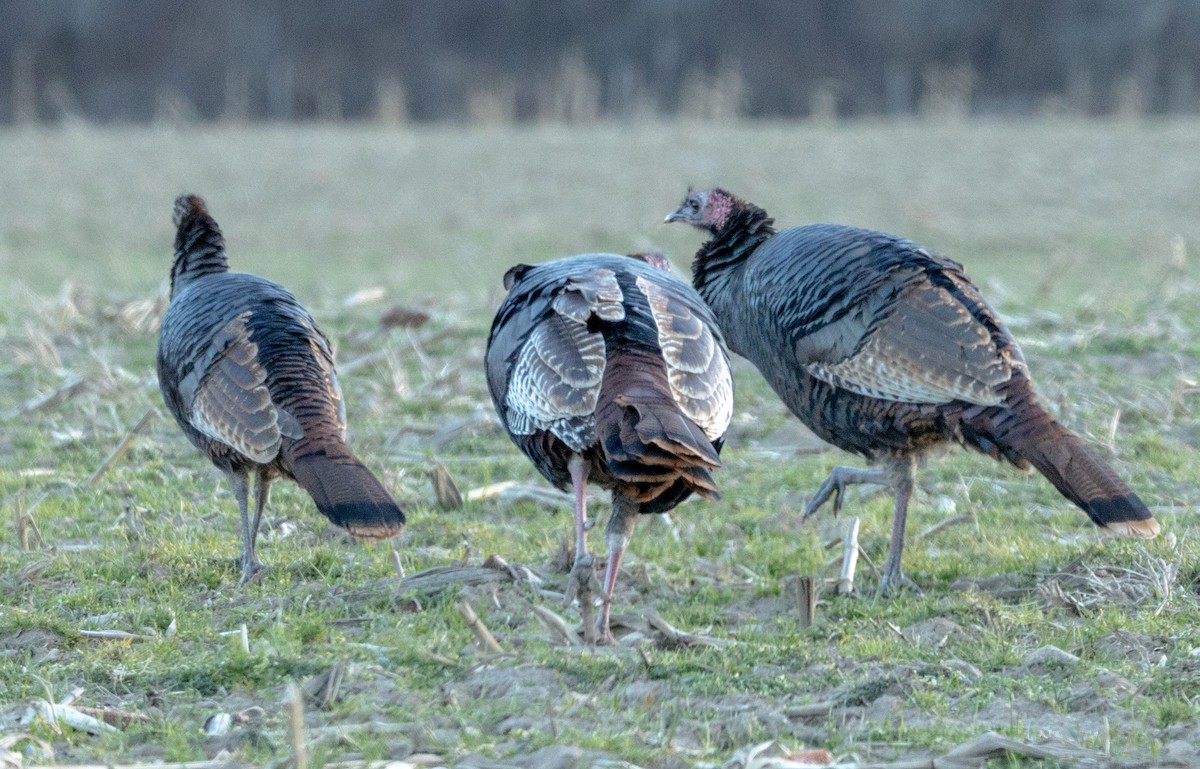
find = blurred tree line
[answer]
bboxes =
[3,0,1198,124]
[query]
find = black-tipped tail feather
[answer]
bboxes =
[286,450,405,539]
[979,390,1158,539]
[1020,431,1159,538]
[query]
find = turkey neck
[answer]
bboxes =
[690,203,775,301]
[170,213,230,296]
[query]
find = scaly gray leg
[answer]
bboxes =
[562,454,597,644]
[240,468,271,584]
[878,457,922,596]
[803,466,888,519]
[228,471,264,586]
[596,495,638,645]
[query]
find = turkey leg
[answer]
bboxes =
[597,496,637,645]
[879,457,921,595]
[563,454,597,644]
[229,471,266,585]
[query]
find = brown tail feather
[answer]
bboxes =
[596,349,722,504]
[283,443,405,539]
[984,390,1158,538]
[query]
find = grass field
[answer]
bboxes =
[1,121,1199,768]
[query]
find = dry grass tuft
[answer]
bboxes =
[1039,549,1182,615]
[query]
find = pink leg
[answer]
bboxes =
[570,455,589,566]
[564,454,597,644]
[596,496,637,645]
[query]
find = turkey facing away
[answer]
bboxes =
[158,194,405,584]
[667,188,1159,592]
[486,253,733,643]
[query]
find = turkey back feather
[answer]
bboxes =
[486,253,733,514]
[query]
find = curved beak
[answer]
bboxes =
[664,207,688,224]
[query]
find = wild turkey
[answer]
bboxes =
[157,194,404,584]
[666,188,1159,592]
[486,253,733,643]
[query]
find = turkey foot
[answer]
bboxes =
[878,570,924,596]
[593,591,619,646]
[238,555,268,586]
[564,552,598,645]
[803,466,887,519]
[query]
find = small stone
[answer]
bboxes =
[522,745,608,769]
[1023,645,1080,669]
[1095,669,1135,695]
[860,694,906,725]
[233,706,265,725]
[1164,739,1198,766]
[203,712,232,736]
[492,715,536,735]
[1064,680,1106,712]
[209,729,273,754]
[941,658,983,682]
[667,724,705,754]
[902,617,963,649]
[932,495,957,515]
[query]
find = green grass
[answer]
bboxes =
[1,121,1199,766]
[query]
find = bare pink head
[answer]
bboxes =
[664,188,739,233]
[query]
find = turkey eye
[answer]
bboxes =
[688,200,699,210]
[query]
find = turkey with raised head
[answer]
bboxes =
[486,253,733,643]
[158,194,405,584]
[666,188,1158,593]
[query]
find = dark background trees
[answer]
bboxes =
[3,0,1198,124]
